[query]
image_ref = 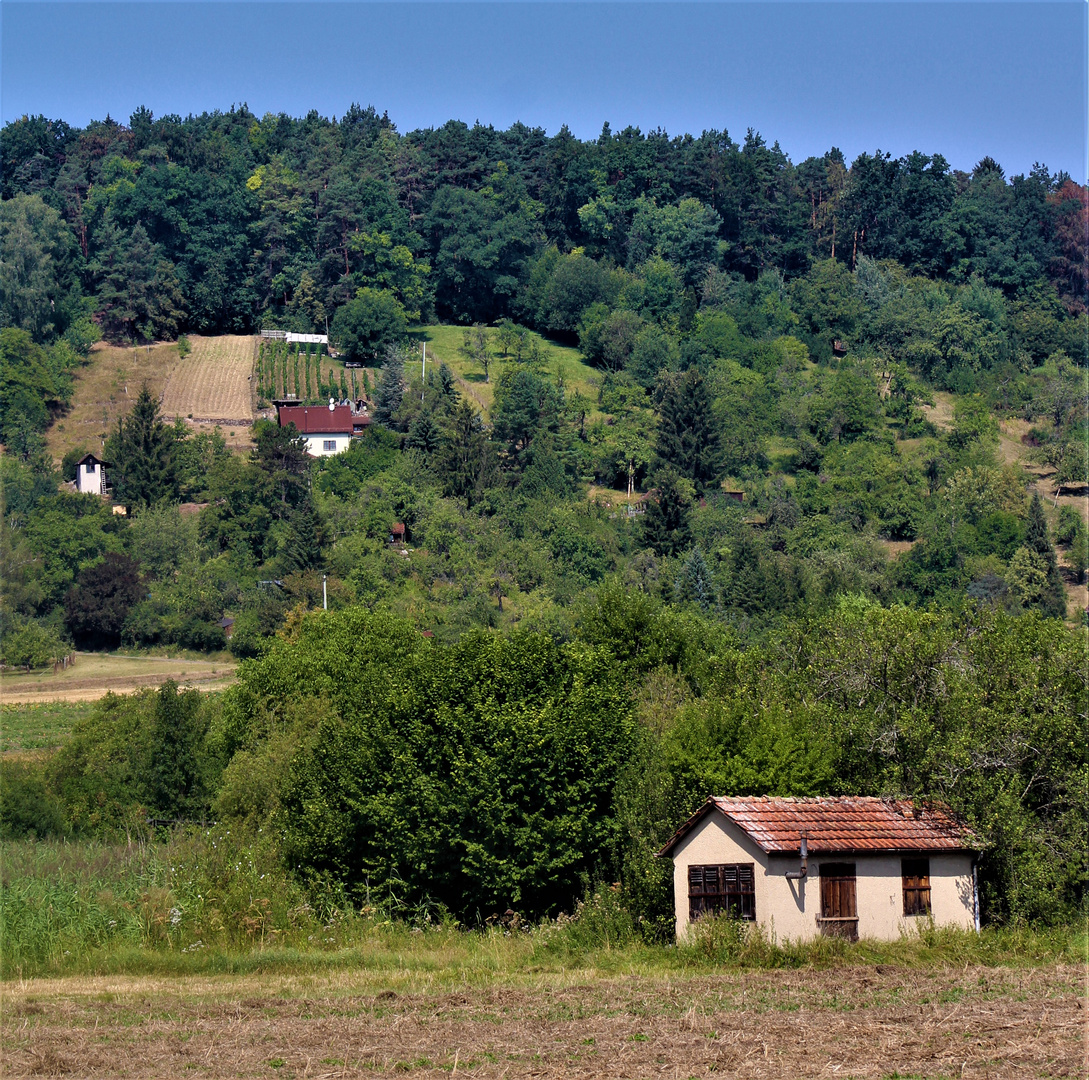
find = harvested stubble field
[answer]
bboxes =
[2,963,1082,1079]
[0,653,236,705]
[160,335,256,428]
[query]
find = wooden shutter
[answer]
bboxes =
[688,864,756,922]
[901,858,931,916]
[819,863,858,939]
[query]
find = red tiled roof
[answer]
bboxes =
[279,404,353,434]
[658,796,978,856]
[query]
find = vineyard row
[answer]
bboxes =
[255,340,371,405]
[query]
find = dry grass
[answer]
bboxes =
[878,539,917,559]
[0,964,1081,1078]
[45,341,180,464]
[918,393,955,433]
[161,335,256,427]
[0,653,235,704]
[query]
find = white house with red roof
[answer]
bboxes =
[658,796,979,942]
[276,399,370,456]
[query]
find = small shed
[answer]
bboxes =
[832,339,848,357]
[74,454,111,496]
[217,617,235,639]
[390,522,407,545]
[659,796,978,942]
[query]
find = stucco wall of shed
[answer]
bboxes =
[670,811,975,943]
[304,433,352,457]
[76,460,104,495]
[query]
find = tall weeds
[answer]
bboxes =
[1,836,1082,979]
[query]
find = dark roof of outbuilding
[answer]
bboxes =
[657,796,979,857]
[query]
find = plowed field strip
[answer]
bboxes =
[2,964,1081,1078]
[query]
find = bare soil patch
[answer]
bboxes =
[1,964,1081,1079]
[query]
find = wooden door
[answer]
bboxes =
[819,863,858,940]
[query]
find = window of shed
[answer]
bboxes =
[688,864,755,921]
[902,857,931,916]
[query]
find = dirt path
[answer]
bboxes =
[1,964,1082,1078]
[0,679,236,705]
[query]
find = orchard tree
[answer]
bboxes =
[459,323,494,383]
[1,621,67,670]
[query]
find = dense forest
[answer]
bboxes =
[0,106,1086,931]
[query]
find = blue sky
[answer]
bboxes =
[2,2,1085,178]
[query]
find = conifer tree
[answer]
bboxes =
[1024,490,1068,618]
[107,384,176,507]
[653,369,722,492]
[405,410,442,457]
[436,399,494,507]
[675,547,715,610]
[373,346,406,428]
[438,361,457,402]
[641,467,692,556]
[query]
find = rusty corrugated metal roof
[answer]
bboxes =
[658,796,978,857]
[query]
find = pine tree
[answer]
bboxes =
[277,504,323,574]
[438,361,458,402]
[107,384,176,507]
[675,547,715,611]
[373,346,406,428]
[406,410,442,457]
[641,467,692,556]
[436,399,494,507]
[1023,490,1067,618]
[654,369,723,492]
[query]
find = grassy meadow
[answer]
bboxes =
[0,653,236,705]
[44,339,183,464]
[0,702,94,754]
[411,325,602,421]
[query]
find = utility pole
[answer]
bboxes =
[323,574,327,611]
[421,341,426,401]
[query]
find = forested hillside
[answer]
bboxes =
[1,106,1085,929]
